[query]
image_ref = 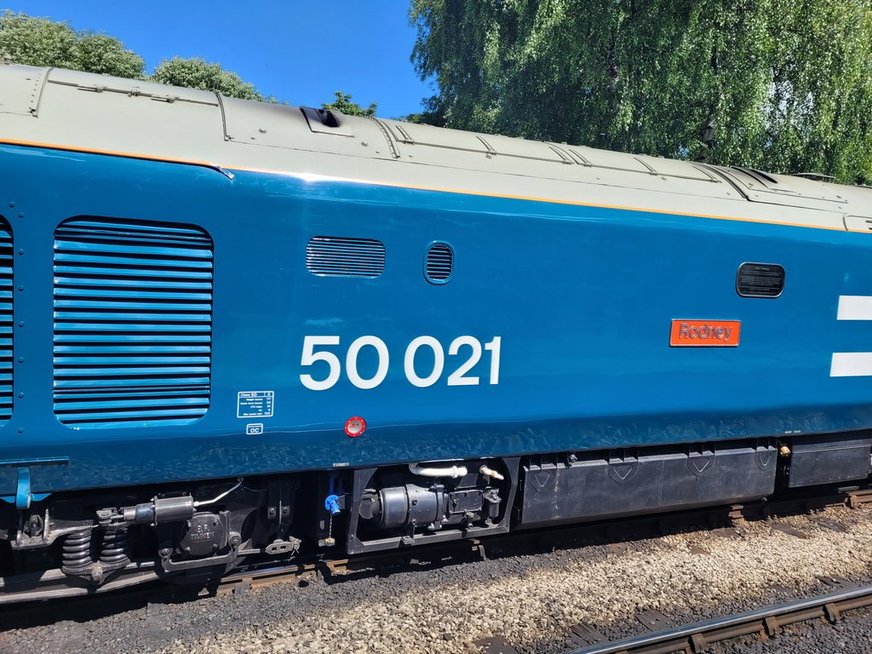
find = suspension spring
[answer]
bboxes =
[99,528,130,569]
[61,528,93,575]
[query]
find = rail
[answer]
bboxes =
[569,583,872,654]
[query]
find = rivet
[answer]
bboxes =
[17,321,23,327]
[18,392,23,398]
[17,285,23,292]
[17,357,23,363]
[17,213,23,219]
[17,249,23,255]
[7,202,14,208]
[17,427,23,433]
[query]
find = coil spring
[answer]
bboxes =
[99,528,130,569]
[61,528,93,573]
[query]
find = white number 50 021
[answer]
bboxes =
[299,335,501,391]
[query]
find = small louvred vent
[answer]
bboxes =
[425,242,453,284]
[0,220,12,423]
[306,236,385,278]
[54,218,213,428]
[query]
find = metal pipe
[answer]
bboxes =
[408,463,468,479]
[479,465,505,481]
[194,478,243,508]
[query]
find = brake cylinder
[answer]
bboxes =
[372,484,446,530]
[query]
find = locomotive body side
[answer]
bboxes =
[1,64,871,597]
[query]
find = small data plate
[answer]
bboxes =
[236,390,274,418]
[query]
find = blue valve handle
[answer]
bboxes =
[324,494,340,515]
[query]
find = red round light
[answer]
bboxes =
[344,416,366,438]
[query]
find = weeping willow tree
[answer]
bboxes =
[411,0,872,184]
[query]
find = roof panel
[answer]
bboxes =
[47,68,218,105]
[0,65,48,116]
[381,120,489,153]
[634,155,717,182]
[1,63,869,228]
[220,96,391,159]
[714,167,848,211]
[569,146,652,174]
[483,134,568,163]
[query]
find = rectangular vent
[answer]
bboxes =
[54,218,213,428]
[0,219,11,424]
[736,263,785,298]
[306,236,385,278]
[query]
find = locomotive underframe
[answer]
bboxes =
[1,431,870,597]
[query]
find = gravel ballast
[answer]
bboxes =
[1,505,870,654]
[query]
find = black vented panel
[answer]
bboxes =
[0,219,12,423]
[306,236,385,278]
[54,218,213,428]
[425,242,453,284]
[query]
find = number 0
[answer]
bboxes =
[346,336,389,390]
[404,336,444,387]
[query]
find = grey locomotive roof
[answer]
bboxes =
[1,63,869,232]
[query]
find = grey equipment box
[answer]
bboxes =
[518,441,777,528]
[786,433,872,488]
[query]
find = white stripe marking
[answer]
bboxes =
[831,352,872,377]
[837,295,872,320]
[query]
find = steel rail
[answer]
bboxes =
[569,584,872,654]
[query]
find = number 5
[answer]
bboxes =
[300,336,341,391]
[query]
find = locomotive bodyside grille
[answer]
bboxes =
[0,220,12,424]
[425,242,453,283]
[53,218,213,428]
[306,236,385,278]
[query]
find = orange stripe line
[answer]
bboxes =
[0,137,851,234]
[0,137,220,170]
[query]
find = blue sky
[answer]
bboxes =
[2,2,434,118]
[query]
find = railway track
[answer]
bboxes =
[478,580,872,653]
[562,582,872,654]
[2,483,871,630]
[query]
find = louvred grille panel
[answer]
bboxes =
[0,220,11,423]
[425,243,453,283]
[54,218,213,428]
[306,236,385,278]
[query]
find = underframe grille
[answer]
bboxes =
[53,218,213,428]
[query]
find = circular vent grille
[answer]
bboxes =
[425,242,453,284]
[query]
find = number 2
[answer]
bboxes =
[447,336,482,386]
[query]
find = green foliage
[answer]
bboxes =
[0,12,265,101]
[0,11,144,78]
[151,57,262,100]
[322,91,377,117]
[402,95,447,125]
[411,0,872,184]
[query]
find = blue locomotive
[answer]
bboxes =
[1,63,871,600]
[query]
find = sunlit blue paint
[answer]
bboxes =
[1,144,872,496]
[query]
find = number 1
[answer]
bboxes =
[484,336,501,385]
